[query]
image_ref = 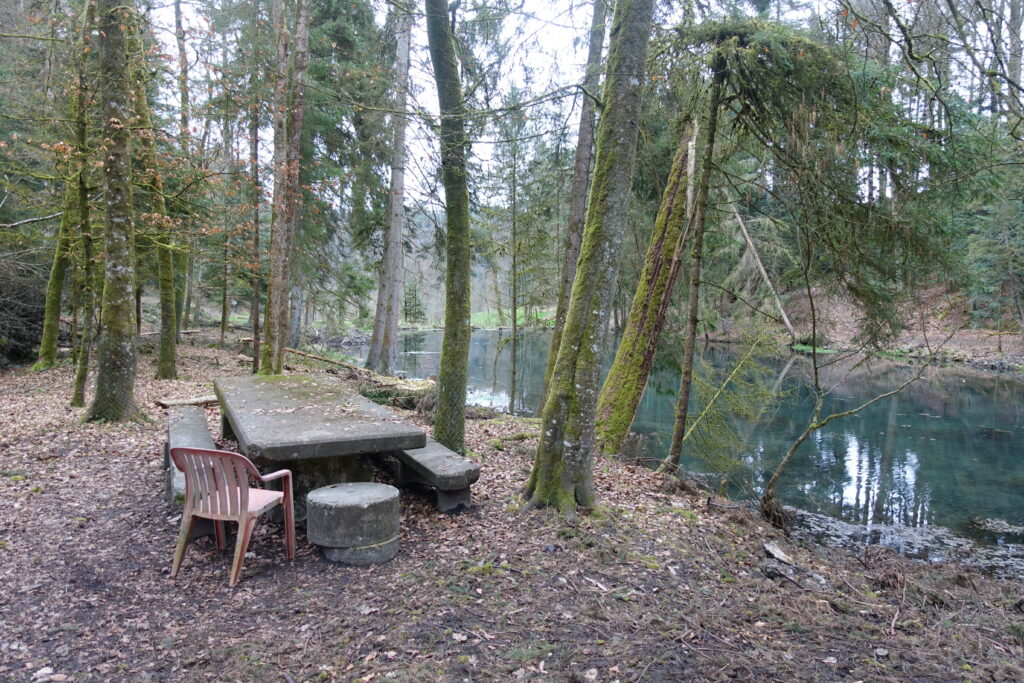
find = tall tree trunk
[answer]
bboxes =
[665,65,726,469]
[262,0,311,374]
[525,0,655,514]
[249,80,262,374]
[509,145,518,416]
[543,0,607,394]
[594,125,694,453]
[87,0,138,421]
[366,9,412,375]
[426,0,473,453]
[131,31,177,379]
[34,0,95,374]
[34,185,75,370]
[173,0,190,341]
[70,1,94,408]
[220,232,230,346]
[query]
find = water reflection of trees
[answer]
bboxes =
[377,333,1024,534]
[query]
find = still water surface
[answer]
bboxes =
[354,329,1024,540]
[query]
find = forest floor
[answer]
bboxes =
[1,333,1023,682]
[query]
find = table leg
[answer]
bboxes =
[257,455,375,522]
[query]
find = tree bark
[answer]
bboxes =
[172,0,190,342]
[665,65,726,468]
[262,0,311,374]
[594,125,694,453]
[87,0,138,421]
[525,0,655,514]
[34,185,75,370]
[426,0,473,453]
[249,77,262,374]
[70,3,95,407]
[131,31,177,379]
[509,142,518,416]
[366,9,412,376]
[543,0,607,395]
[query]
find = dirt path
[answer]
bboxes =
[1,341,1022,681]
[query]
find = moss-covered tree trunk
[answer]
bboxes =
[132,37,177,379]
[70,197,95,407]
[543,0,607,394]
[594,127,694,453]
[426,0,472,453]
[70,3,95,406]
[366,9,412,376]
[34,187,76,370]
[665,66,725,468]
[525,0,654,514]
[87,0,138,422]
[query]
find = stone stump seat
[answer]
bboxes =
[306,483,400,565]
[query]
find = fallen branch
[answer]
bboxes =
[0,212,63,228]
[155,395,218,408]
[284,346,364,372]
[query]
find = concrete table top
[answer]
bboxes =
[214,374,426,462]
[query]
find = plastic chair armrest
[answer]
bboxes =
[260,469,292,483]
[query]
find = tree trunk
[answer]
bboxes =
[426,0,473,453]
[249,80,262,374]
[70,3,94,407]
[509,144,518,416]
[366,9,412,376]
[543,0,607,394]
[173,0,190,342]
[262,0,311,374]
[289,283,303,348]
[665,66,726,468]
[34,185,75,370]
[87,0,138,421]
[131,34,177,379]
[220,233,230,346]
[182,252,195,327]
[594,125,694,453]
[525,0,655,514]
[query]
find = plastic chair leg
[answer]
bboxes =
[171,515,198,578]
[283,496,295,561]
[229,517,256,587]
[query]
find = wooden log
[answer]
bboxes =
[278,346,366,372]
[155,395,218,408]
[236,337,362,372]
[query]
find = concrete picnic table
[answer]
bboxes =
[213,373,426,518]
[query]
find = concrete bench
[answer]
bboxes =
[163,406,216,506]
[307,483,400,565]
[379,438,479,512]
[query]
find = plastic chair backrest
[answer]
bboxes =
[171,447,255,521]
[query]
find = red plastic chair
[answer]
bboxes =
[169,446,295,586]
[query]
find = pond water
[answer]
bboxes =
[352,329,1024,546]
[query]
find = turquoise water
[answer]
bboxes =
[356,329,1024,540]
